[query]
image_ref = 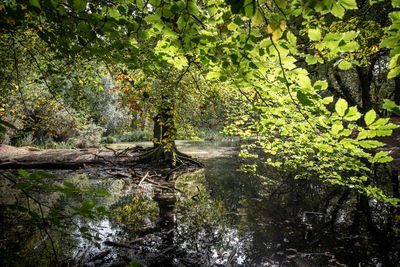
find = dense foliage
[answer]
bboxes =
[1,0,400,203]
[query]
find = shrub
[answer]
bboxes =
[74,122,105,148]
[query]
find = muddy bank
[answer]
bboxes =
[0,145,201,174]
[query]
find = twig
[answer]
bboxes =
[269,35,318,133]
[138,172,149,186]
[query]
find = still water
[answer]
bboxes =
[1,141,399,266]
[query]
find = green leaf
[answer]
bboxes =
[72,0,86,12]
[29,0,41,9]
[344,106,361,121]
[358,140,383,148]
[298,74,311,88]
[14,182,31,190]
[81,201,95,210]
[369,118,390,129]
[267,19,286,42]
[206,72,220,80]
[338,0,358,9]
[63,181,74,188]
[335,98,348,116]
[249,62,258,69]
[306,55,318,64]
[321,96,333,104]
[364,109,376,126]
[371,151,393,163]
[308,28,321,41]
[18,169,29,178]
[388,66,400,79]
[332,123,344,134]
[367,130,377,138]
[252,8,264,26]
[0,119,17,130]
[244,0,256,17]
[297,91,313,106]
[340,41,359,52]
[331,2,345,18]
[144,14,161,24]
[149,0,161,6]
[227,21,238,31]
[33,171,56,179]
[287,31,297,45]
[338,60,352,70]
[376,129,392,136]
[313,80,328,90]
[382,99,400,115]
[388,54,400,69]
[342,31,358,41]
[93,189,111,196]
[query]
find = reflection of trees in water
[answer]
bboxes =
[196,149,400,266]
[9,148,395,266]
[232,174,399,265]
[174,170,249,266]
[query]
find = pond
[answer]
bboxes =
[0,140,399,266]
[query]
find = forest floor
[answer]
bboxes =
[0,144,202,182]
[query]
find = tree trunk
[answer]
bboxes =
[141,87,189,167]
[331,71,357,107]
[394,75,400,106]
[356,58,377,112]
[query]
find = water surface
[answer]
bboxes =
[1,140,399,266]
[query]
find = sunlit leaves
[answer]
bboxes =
[343,31,359,41]
[308,28,321,41]
[364,109,376,126]
[381,9,400,78]
[358,140,383,148]
[313,80,328,91]
[306,55,318,65]
[297,73,311,88]
[382,99,400,116]
[331,2,345,18]
[344,106,361,121]
[388,66,400,79]
[338,60,352,70]
[206,72,221,80]
[371,151,393,163]
[267,19,286,42]
[252,8,264,26]
[331,123,343,135]
[321,96,333,104]
[338,0,358,9]
[335,98,348,117]
[287,31,297,46]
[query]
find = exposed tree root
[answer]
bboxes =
[139,145,203,168]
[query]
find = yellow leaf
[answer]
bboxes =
[267,19,286,42]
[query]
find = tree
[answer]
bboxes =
[2,0,400,203]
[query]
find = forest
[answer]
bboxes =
[1,0,400,266]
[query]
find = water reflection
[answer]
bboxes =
[1,141,399,266]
